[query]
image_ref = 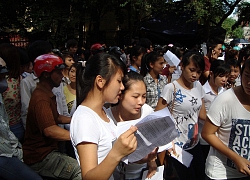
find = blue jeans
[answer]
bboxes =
[0,156,42,180]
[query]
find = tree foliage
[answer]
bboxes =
[222,18,243,38]
[187,0,242,26]
[0,0,245,46]
[232,2,250,30]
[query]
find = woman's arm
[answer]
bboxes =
[77,126,138,180]
[202,117,250,175]
[198,99,206,121]
[155,97,168,111]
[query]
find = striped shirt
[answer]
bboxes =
[0,94,22,160]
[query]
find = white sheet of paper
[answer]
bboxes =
[116,107,178,163]
[142,165,164,180]
[158,142,173,153]
[171,145,193,168]
[163,50,181,67]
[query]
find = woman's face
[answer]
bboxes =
[103,70,124,104]
[133,53,144,67]
[150,56,165,75]
[228,66,240,82]
[212,73,228,88]
[120,80,146,116]
[65,57,75,67]
[241,66,250,95]
[68,67,76,83]
[181,60,202,84]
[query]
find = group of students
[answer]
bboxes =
[0,37,250,180]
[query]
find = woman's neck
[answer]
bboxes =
[68,82,76,95]
[209,79,218,95]
[69,82,76,90]
[177,76,193,89]
[112,105,141,122]
[81,90,108,120]
[241,60,245,66]
[131,64,139,71]
[149,70,159,81]
[62,69,69,77]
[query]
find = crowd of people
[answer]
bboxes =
[0,36,250,180]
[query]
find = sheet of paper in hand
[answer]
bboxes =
[116,107,178,163]
[163,50,180,67]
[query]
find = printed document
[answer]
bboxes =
[116,107,178,163]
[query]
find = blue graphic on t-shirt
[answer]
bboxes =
[227,119,250,169]
[174,89,186,104]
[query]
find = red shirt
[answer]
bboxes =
[199,56,210,85]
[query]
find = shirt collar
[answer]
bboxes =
[203,81,212,93]
[203,81,224,95]
[145,73,164,83]
[129,66,140,73]
[31,73,39,81]
[145,73,155,83]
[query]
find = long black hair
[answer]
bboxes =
[76,53,126,106]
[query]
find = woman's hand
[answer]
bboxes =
[111,126,138,161]
[233,155,250,175]
[167,141,177,157]
[146,161,157,178]
[169,66,177,74]
[147,147,159,162]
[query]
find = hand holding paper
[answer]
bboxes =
[116,107,178,163]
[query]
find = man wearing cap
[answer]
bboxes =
[0,57,42,180]
[22,54,81,180]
